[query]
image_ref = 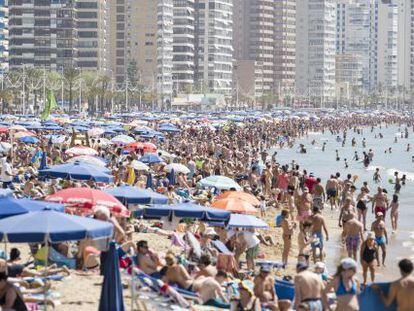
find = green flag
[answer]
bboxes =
[41,90,57,120]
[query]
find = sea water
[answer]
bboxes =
[271,124,414,280]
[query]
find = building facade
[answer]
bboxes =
[108,0,126,84]
[9,0,77,70]
[76,0,108,72]
[335,53,363,101]
[172,0,195,94]
[396,0,412,96]
[195,0,233,94]
[296,0,336,104]
[0,0,8,74]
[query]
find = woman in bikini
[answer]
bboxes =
[360,232,379,285]
[390,194,399,233]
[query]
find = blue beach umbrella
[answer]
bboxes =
[0,210,113,243]
[0,197,64,219]
[98,242,125,311]
[104,185,168,205]
[19,136,39,144]
[140,153,163,164]
[39,161,113,183]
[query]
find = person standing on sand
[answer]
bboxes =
[360,232,379,285]
[376,259,414,311]
[281,209,296,266]
[297,187,312,223]
[310,206,329,263]
[294,262,326,311]
[371,212,388,266]
[390,194,399,233]
[312,178,325,210]
[342,213,364,261]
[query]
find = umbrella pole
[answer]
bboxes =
[44,236,49,311]
[130,266,135,311]
[4,239,7,274]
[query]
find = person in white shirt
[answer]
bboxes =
[242,229,260,271]
[0,156,14,190]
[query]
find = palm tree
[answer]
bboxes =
[63,67,81,113]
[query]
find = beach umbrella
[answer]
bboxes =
[46,188,129,217]
[39,162,113,183]
[65,146,98,156]
[97,138,112,147]
[104,185,168,205]
[9,125,26,131]
[227,214,269,229]
[140,153,163,164]
[139,203,230,221]
[157,149,176,161]
[211,198,257,214]
[167,169,176,185]
[130,160,149,171]
[199,175,242,190]
[215,190,260,206]
[39,151,47,170]
[111,134,135,145]
[0,127,8,133]
[142,142,157,153]
[0,142,12,153]
[19,136,39,144]
[88,127,105,137]
[0,197,64,219]
[67,156,107,167]
[0,210,113,243]
[13,131,36,138]
[164,163,190,174]
[146,173,153,189]
[46,135,66,144]
[98,242,125,311]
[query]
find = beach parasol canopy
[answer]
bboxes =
[227,214,269,229]
[211,198,257,214]
[88,127,105,137]
[19,136,39,144]
[98,242,125,311]
[111,134,135,145]
[65,146,98,156]
[0,142,12,153]
[139,153,164,164]
[0,197,64,219]
[138,202,230,221]
[45,188,129,217]
[67,156,107,167]
[39,161,113,183]
[129,160,149,171]
[215,190,260,206]
[0,210,113,243]
[104,185,168,205]
[13,131,36,138]
[164,163,190,174]
[199,175,242,190]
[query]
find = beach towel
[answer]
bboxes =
[358,283,397,311]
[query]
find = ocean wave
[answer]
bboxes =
[366,165,385,171]
[386,169,414,181]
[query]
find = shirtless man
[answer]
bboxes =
[294,262,326,311]
[338,197,357,228]
[281,209,296,266]
[377,259,414,311]
[297,187,312,223]
[136,240,160,277]
[326,175,339,210]
[163,253,194,290]
[342,213,364,260]
[312,178,325,210]
[371,212,388,266]
[372,187,389,218]
[310,206,329,263]
[254,266,290,311]
[196,254,217,278]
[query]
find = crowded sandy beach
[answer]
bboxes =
[0,110,412,310]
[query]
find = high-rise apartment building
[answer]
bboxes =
[0,0,8,74]
[369,0,398,91]
[9,0,77,70]
[172,0,195,93]
[195,0,233,94]
[396,0,412,95]
[336,0,371,91]
[296,0,336,103]
[109,0,126,84]
[76,0,108,72]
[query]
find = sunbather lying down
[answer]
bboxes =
[0,258,70,279]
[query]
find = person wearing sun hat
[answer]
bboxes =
[231,281,261,311]
[360,231,379,285]
[324,257,359,311]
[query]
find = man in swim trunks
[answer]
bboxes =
[325,175,339,210]
[371,212,388,266]
[372,187,389,218]
[310,206,329,263]
[343,213,364,260]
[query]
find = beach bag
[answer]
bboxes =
[275,214,283,228]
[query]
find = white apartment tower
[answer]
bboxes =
[296,0,336,104]
[336,0,371,91]
[195,0,233,94]
[396,0,412,95]
[0,1,7,75]
[369,0,398,91]
[172,0,195,93]
[157,0,174,103]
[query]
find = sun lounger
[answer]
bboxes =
[34,247,76,269]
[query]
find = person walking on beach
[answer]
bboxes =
[360,232,379,285]
[294,262,326,311]
[324,258,360,311]
[281,209,296,266]
[326,175,339,210]
[342,213,364,261]
[372,187,389,218]
[371,212,388,266]
[390,194,399,233]
[356,188,372,231]
[376,259,414,311]
[310,206,329,263]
